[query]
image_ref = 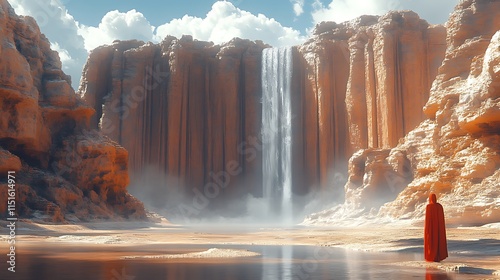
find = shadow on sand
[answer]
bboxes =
[393,237,499,276]
[393,238,500,257]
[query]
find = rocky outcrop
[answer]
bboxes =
[379,0,500,225]
[80,37,266,208]
[0,0,145,222]
[81,12,446,204]
[293,11,446,189]
[0,148,21,174]
[306,0,500,226]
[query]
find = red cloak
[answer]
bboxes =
[424,193,448,262]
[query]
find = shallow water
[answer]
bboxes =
[2,244,497,280]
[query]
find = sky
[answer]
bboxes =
[9,0,460,89]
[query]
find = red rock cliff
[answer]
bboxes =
[0,0,145,222]
[380,0,500,225]
[305,0,500,226]
[80,37,266,207]
[81,12,446,204]
[293,11,446,190]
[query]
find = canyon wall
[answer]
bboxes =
[2,0,495,224]
[305,0,500,226]
[80,37,267,211]
[0,0,145,222]
[380,0,500,225]
[81,12,446,206]
[293,11,446,190]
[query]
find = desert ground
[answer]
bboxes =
[2,219,499,277]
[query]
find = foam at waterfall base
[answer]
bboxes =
[301,202,419,227]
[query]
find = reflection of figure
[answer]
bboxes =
[424,193,448,262]
[425,268,451,280]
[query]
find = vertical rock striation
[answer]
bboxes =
[379,0,500,225]
[293,11,446,190]
[80,37,266,209]
[305,0,500,226]
[81,12,446,207]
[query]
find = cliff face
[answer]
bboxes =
[81,12,446,206]
[379,0,500,225]
[293,11,446,190]
[80,37,266,208]
[0,0,145,222]
[305,0,500,226]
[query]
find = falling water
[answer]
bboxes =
[261,47,293,224]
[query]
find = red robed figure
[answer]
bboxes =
[424,193,448,262]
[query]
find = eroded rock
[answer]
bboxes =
[350,0,500,225]
[0,0,145,222]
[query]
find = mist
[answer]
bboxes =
[127,165,350,227]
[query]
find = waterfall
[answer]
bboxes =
[261,47,293,224]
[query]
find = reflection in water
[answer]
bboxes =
[426,268,452,280]
[2,245,495,280]
[261,246,276,279]
[345,249,363,280]
[282,245,292,280]
[261,245,293,280]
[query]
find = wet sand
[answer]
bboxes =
[2,220,499,276]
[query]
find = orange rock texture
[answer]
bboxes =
[332,0,500,225]
[293,11,446,190]
[0,0,145,222]
[80,36,267,204]
[82,12,445,202]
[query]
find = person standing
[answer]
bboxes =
[424,193,448,262]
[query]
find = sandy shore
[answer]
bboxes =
[122,248,261,259]
[1,220,499,276]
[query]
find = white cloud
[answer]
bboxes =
[155,1,305,47]
[311,0,459,25]
[10,0,306,90]
[9,0,458,92]
[10,0,88,89]
[397,0,459,24]
[312,0,400,24]
[291,0,305,16]
[50,42,71,65]
[78,9,155,51]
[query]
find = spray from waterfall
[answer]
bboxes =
[261,47,293,224]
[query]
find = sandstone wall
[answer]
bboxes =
[321,0,500,226]
[81,12,446,202]
[80,37,266,207]
[293,11,446,191]
[0,0,145,221]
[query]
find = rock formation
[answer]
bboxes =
[3,0,495,225]
[80,37,266,211]
[305,0,500,226]
[380,0,500,225]
[0,0,145,222]
[81,11,446,207]
[293,11,446,190]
